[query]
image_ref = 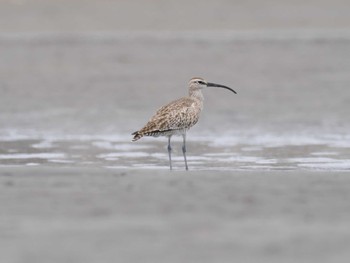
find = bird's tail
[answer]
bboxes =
[131,131,143,142]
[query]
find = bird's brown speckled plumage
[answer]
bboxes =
[132,96,202,141]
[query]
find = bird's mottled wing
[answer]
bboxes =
[138,97,201,135]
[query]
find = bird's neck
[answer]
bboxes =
[189,88,204,103]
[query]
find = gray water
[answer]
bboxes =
[1,32,350,171]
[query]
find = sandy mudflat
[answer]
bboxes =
[1,0,350,262]
[1,166,350,263]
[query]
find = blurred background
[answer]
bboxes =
[1,0,349,32]
[0,0,350,168]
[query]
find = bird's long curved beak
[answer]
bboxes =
[207,82,237,94]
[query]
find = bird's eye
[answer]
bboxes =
[198,81,205,85]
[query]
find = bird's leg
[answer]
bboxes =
[182,133,189,171]
[167,136,172,170]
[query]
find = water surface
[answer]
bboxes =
[1,32,349,171]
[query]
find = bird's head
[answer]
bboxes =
[188,77,237,94]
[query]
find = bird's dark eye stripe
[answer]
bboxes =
[198,81,205,85]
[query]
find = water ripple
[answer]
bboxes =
[0,134,349,171]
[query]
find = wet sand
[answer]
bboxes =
[1,1,350,262]
[1,167,350,263]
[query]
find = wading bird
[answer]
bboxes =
[132,77,236,170]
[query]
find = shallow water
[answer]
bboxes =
[1,32,350,171]
[1,133,349,171]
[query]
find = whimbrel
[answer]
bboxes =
[132,77,236,170]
